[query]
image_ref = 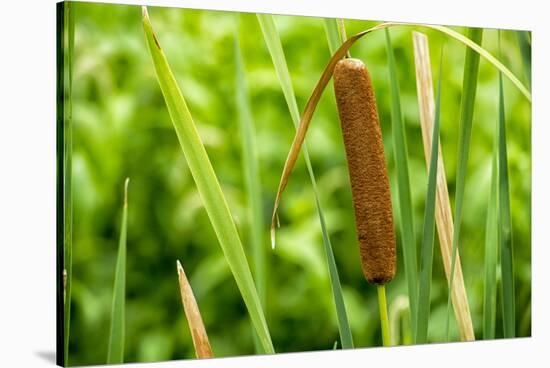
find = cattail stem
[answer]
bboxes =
[334,57,395,347]
[377,285,391,346]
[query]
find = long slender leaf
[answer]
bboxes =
[142,7,274,354]
[385,28,418,337]
[516,31,531,90]
[498,34,515,338]
[483,140,499,339]
[324,18,342,55]
[107,178,129,364]
[176,260,213,358]
[412,32,474,341]
[257,13,354,349]
[61,2,74,364]
[415,48,443,344]
[446,27,483,340]
[234,19,266,353]
[234,17,266,314]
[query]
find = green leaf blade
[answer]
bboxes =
[107,178,129,364]
[516,30,531,90]
[235,17,266,311]
[142,8,274,354]
[498,60,515,339]
[323,18,343,55]
[446,27,483,340]
[416,49,443,344]
[258,13,354,349]
[483,143,499,339]
[385,28,418,337]
[234,19,268,353]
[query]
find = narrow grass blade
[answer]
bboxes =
[446,27,483,340]
[324,18,343,55]
[269,22,529,236]
[426,25,530,102]
[234,18,266,312]
[385,29,418,337]
[234,19,266,353]
[516,31,531,90]
[483,139,499,339]
[60,2,74,364]
[415,47,443,344]
[412,32,474,341]
[176,260,214,358]
[498,34,515,338]
[257,13,354,349]
[107,178,129,364]
[142,8,274,354]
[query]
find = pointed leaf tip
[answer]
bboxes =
[123,178,130,207]
[270,229,276,250]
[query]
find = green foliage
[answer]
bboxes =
[416,50,443,344]
[107,179,129,364]
[498,44,515,338]
[257,14,354,349]
[446,28,483,339]
[234,18,267,352]
[385,29,418,338]
[483,138,498,339]
[59,2,74,364]
[64,3,531,364]
[142,8,274,354]
[323,18,342,55]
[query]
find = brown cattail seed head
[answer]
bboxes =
[333,58,396,285]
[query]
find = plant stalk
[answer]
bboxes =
[377,285,391,346]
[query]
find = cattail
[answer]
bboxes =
[333,58,396,285]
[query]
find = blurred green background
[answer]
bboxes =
[67,2,531,366]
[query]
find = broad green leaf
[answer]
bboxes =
[446,27,483,340]
[416,48,443,344]
[142,7,274,354]
[107,178,129,364]
[386,28,418,337]
[257,13,354,349]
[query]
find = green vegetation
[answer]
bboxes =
[62,3,531,365]
[142,8,274,354]
[107,178,129,364]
